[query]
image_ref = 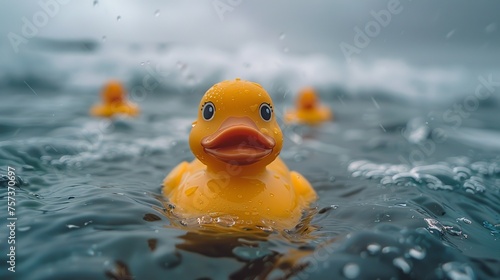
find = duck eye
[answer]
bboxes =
[259,103,272,121]
[202,102,215,121]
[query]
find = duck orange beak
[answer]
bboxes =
[201,117,275,166]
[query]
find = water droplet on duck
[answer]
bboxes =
[185,186,198,196]
[237,194,243,199]
[116,16,121,21]
[93,0,98,7]
[154,9,160,17]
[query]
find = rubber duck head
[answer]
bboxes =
[189,78,283,171]
[296,87,319,111]
[102,80,126,104]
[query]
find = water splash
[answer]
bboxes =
[424,218,468,239]
[348,159,496,193]
[482,221,500,235]
[441,262,475,280]
[408,246,426,260]
[393,257,411,274]
[457,217,472,225]
[366,243,381,254]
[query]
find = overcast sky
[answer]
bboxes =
[1,0,499,70]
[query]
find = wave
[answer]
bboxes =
[1,39,499,106]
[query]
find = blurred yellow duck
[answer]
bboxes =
[285,87,332,125]
[163,78,316,229]
[90,80,139,118]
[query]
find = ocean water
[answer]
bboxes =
[1,42,500,280]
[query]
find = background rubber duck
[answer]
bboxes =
[163,78,317,229]
[285,87,333,125]
[90,80,139,118]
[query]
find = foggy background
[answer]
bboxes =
[1,0,499,102]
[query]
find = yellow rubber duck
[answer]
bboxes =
[285,87,332,125]
[163,78,317,229]
[90,80,139,118]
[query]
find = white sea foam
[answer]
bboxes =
[2,41,492,105]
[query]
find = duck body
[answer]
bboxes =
[90,80,139,118]
[285,87,332,125]
[285,106,332,125]
[163,157,315,228]
[90,102,139,118]
[163,79,316,229]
